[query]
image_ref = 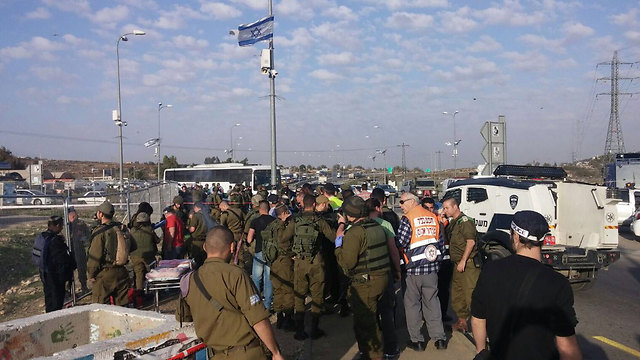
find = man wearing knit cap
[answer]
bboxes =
[335,196,390,360]
[471,210,581,360]
[87,201,130,306]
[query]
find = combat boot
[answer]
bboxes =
[309,313,326,339]
[283,310,296,332]
[276,312,285,329]
[294,312,308,340]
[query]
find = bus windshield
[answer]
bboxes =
[254,169,280,190]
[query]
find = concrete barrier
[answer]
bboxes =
[0,304,197,360]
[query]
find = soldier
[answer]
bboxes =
[68,207,91,293]
[87,201,130,306]
[188,202,208,268]
[267,204,295,330]
[442,197,481,333]
[314,195,341,309]
[128,201,154,229]
[32,215,75,312]
[281,194,336,340]
[129,212,160,296]
[219,200,247,269]
[335,196,390,360]
[208,188,224,223]
[173,195,189,226]
[176,226,285,360]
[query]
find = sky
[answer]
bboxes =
[1,0,640,171]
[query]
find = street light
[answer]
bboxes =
[230,123,240,161]
[443,110,460,177]
[115,29,145,191]
[157,102,173,181]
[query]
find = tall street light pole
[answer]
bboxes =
[157,103,172,181]
[443,110,460,177]
[230,123,240,162]
[116,30,145,191]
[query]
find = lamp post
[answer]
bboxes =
[443,110,460,177]
[230,123,240,162]
[157,103,173,181]
[116,30,145,191]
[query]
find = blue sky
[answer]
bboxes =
[1,0,639,170]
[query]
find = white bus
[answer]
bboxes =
[163,163,280,192]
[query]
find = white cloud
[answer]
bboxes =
[90,5,130,26]
[309,69,343,81]
[229,0,266,10]
[42,0,92,16]
[323,5,358,21]
[364,0,448,10]
[609,9,638,27]
[0,36,65,60]
[433,57,501,81]
[310,22,362,49]
[387,12,434,30]
[467,35,502,52]
[438,7,478,33]
[231,88,253,97]
[625,30,640,43]
[277,0,314,19]
[154,5,206,29]
[25,7,51,19]
[518,34,565,53]
[318,52,355,66]
[172,35,209,49]
[30,66,68,81]
[501,51,550,72]
[200,2,241,19]
[562,22,594,40]
[475,6,547,26]
[275,27,314,47]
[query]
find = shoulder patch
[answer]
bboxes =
[459,216,471,223]
[249,294,261,306]
[180,272,193,298]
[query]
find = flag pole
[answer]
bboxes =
[268,0,278,191]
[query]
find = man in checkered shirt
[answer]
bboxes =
[397,192,447,352]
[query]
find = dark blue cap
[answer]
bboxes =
[511,210,549,241]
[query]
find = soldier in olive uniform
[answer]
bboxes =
[173,195,189,226]
[208,189,223,223]
[87,201,130,306]
[220,200,248,270]
[335,196,390,360]
[68,207,91,293]
[268,204,295,331]
[281,194,336,340]
[442,197,480,333]
[314,195,341,309]
[188,202,208,268]
[129,212,160,292]
[176,226,284,360]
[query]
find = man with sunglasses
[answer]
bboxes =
[470,211,581,360]
[397,192,447,352]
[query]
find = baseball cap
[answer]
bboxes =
[267,194,279,203]
[316,195,329,204]
[511,210,549,242]
[342,196,366,218]
[324,183,336,192]
[97,201,115,216]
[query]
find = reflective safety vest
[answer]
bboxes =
[402,206,441,269]
[349,219,390,276]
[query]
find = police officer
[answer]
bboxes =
[129,212,159,297]
[68,207,91,293]
[281,194,336,340]
[335,196,390,360]
[188,202,208,268]
[176,226,285,360]
[267,204,295,331]
[33,215,75,312]
[87,201,130,306]
[442,197,481,333]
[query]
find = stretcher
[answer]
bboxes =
[145,259,193,312]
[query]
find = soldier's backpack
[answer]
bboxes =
[93,222,131,266]
[261,220,284,265]
[292,215,320,257]
[32,231,54,270]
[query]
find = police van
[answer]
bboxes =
[442,165,620,288]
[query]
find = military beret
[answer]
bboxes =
[511,210,549,242]
[97,201,115,216]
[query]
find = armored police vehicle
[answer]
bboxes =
[442,165,620,289]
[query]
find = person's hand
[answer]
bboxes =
[271,352,286,360]
[457,260,466,273]
[88,278,95,284]
[337,213,345,224]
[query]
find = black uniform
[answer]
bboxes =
[40,230,75,312]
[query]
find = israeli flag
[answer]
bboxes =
[237,16,274,47]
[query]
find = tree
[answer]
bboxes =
[299,164,307,172]
[239,157,249,166]
[161,155,179,173]
[204,156,221,164]
[0,146,26,169]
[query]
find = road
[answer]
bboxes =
[574,231,640,359]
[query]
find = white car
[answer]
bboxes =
[630,210,640,238]
[16,189,54,205]
[78,191,106,205]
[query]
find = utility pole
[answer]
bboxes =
[397,143,409,183]
[598,50,638,158]
[268,0,278,190]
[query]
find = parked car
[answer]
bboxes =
[629,210,640,238]
[375,184,398,197]
[78,191,107,205]
[16,189,54,205]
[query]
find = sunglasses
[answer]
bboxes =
[399,198,414,205]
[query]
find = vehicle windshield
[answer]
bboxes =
[416,180,435,187]
[30,190,45,195]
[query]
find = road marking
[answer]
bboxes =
[593,336,640,358]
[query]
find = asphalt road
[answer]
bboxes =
[573,231,640,360]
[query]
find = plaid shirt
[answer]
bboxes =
[397,216,442,275]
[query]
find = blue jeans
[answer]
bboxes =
[252,252,273,310]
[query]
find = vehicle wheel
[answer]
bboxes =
[33,199,42,205]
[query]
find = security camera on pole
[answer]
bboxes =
[480,115,507,175]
